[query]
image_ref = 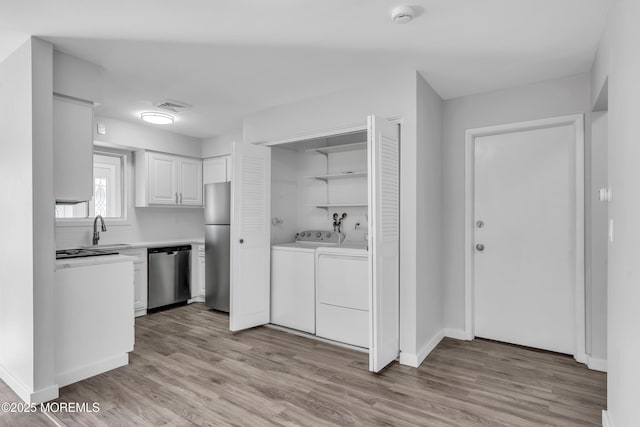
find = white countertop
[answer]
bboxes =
[59,238,204,251]
[56,254,137,270]
[121,239,204,249]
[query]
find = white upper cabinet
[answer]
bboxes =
[135,151,203,207]
[179,157,204,205]
[203,155,231,184]
[53,96,94,203]
[52,51,102,204]
[147,152,179,205]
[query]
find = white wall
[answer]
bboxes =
[441,74,608,357]
[202,130,240,158]
[55,117,204,249]
[594,1,640,424]
[53,50,103,104]
[587,111,608,361]
[0,38,58,404]
[242,70,443,365]
[270,147,298,244]
[415,73,444,353]
[243,70,415,145]
[94,115,202,157]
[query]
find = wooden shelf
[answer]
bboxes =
[307,142,367,155]
[305,172,367,182]
[306,203,368,209]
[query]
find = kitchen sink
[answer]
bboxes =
[81,243,133,250]
[56,248,119,260]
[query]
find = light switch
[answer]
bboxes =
[599,186,612,202]
[609,219,614,243]
[97,123,106,135]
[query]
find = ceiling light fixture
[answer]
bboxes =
[391,5,415,24]
[140,111,174,125]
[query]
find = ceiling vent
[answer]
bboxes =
[153,99,193,112]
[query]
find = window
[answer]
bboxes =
[55,152,126,220]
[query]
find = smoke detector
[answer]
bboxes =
[153,99,192,113]
[391,5,415,24]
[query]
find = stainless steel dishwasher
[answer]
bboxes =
[147,245,191,310]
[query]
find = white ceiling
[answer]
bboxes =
[0,0,611,138]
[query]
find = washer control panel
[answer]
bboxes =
[295,230,344,244]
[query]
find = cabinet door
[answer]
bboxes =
[148,153,178,205]
[133,262,147,315]
[179,158,203,205]
[203,157,227,184]
[121,249,148,316]
[53,96,94,203]
[199,247,206,297]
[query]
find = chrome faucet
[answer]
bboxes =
[93,215,107,245]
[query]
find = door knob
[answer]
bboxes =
[239,239,244,244]
[475,243,485,251]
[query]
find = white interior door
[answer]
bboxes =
[474,125,575,354]
[230,142,271,331]
[368,115,400,372]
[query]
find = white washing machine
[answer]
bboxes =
[316,243,369,348]
[271,230,343,334]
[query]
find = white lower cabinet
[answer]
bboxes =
[316,253,369,348]
[199,246,206,297]
[121,248,148,316]
[191,244,206,301]
[54,257,134,387]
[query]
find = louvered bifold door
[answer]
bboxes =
[367,116,400,372]
[230,142,271,331]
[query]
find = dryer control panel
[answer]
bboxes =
[295,230,344,244]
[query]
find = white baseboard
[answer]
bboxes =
[55,353,129,388]
[188,296,205,304]
[29,384,59,405]
[443,328,470,341]
[265,324,368,353]
[602,410,613,427]
[400,330,444,368]
[0,362,59,404]
[586,356,607,372]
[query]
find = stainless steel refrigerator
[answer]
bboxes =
[204,182,231,312]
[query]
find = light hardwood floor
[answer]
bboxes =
[1,303,606,426]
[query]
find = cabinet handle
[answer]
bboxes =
[179,192,183,204]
